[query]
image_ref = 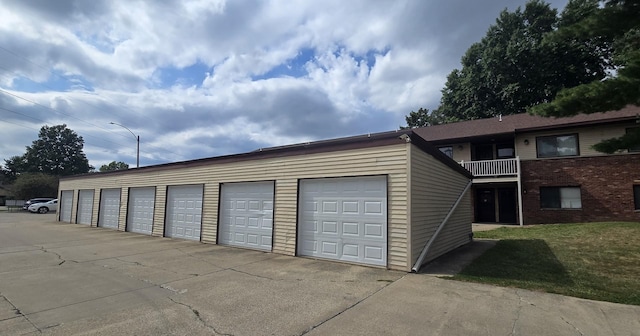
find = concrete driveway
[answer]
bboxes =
[1,213,638,335]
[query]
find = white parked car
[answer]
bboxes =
[28,199,58,214]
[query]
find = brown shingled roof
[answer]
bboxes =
[413,105,640,142]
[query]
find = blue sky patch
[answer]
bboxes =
[253,47,315,80]
[11,71,94,93]
[152,61,210,88]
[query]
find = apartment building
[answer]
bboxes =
[413,105,640,225]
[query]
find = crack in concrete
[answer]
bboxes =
[16,285,158,316]
[298,274,406,336]
[0,292,42,333]
[227,268,276,281]
[598,307,616,335]
[560,316,585,335]
[510,289,525,336]
[111,257,188,279]
[168,297,234,336]
[114,258,144,267]
[38,246,77,266]
[97,262,191,295]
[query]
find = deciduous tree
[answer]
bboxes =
[401,108,452,129]
[99,161,129,172]
[11,173,58,200]
[529,0,640,152]
[436,0,607,120]
[18,124,93,176]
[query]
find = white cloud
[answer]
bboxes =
[0,0,569,169]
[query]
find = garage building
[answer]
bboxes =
[57,130,472,272]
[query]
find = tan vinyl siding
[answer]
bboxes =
[91,189,100,227]
[453,143,471,162]
[410,148,472,267]
[70,190,78,224]
[59,144,410,270]
[118,188,129,231]
[152,186,167,237]
[515,123,634,160]
[273,179,298,255]
[201,183,219,243]
[434,142,471,162]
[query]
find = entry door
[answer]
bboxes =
[77,190,94,225]
[473,144,494,161]
[498,188,517,224]
[127,187,155,235]
[59,190,73,222]
[219,181,274,250]
[475,188,496,222]
[99,189,121,229]
[297,176,387,266]
[165,185,203,241]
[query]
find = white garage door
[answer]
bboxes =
[165,185,203,241]
[99,189,121,229]
[219,181,274,251]
[77,190,94,225]
[297,176,387,266]
[127,187,155,235]
[59,190,73,222]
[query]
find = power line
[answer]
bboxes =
[0,84,188,161]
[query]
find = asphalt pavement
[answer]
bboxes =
[1,212,638,335]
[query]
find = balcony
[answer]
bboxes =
[459,157,519,177]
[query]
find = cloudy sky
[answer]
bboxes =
[0,0,568,169]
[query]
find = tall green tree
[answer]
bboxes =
[99,161,129,172]
[530,0,640,152]
[1,155,27,183]
[435,0,608,121]
[6,124,93,177]
[11,173,58,200]
[401,108,452,129]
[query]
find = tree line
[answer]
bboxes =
[404,0,639,152]
[1,124,129,200]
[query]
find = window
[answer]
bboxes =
[540,187,582,209]
[496,143,515,159]
[473,144,494,161]
[536,134,579,158]
[634,185,640,210]
[438,146,453,159]
[627,128,640,152]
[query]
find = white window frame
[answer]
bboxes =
[536,134,579,158]
[540,186,582,209]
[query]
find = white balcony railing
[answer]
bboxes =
[459,157,519,177]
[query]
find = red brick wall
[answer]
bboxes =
[521,154,640,224]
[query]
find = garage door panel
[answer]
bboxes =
[127,187,155,235]
[342,222,359,236]
[60,191,73,222]
[297,176,387,266]
[219,181,274,251]
[364,223,384,238]
[77,190,94,225]
[165,185,203,241]
[99,189,121,229]
[321,221,338,234]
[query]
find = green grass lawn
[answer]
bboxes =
[452,222,640,305]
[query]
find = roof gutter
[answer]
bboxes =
[411,179,473,273]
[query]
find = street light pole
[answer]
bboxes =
[110,122,140,168]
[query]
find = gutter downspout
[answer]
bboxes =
[411,180,473,273]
